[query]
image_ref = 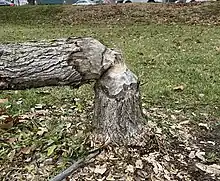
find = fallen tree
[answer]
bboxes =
[0,37,149,146]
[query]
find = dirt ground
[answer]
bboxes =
[68,108,220,181]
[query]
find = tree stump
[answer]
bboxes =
[0,37,148,146]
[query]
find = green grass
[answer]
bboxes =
[0,3,220,179]
[1,23,220,116]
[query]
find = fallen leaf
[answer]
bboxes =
[37,90,51,95]
[198,123,209,130]
[164,169,171,180]
[0,116,14,129]
[0,98,8,104]
[189,151,196,159]
[6,138,17,144]
[66,122,72,129]
[43,158,53,165]
[18,114,30,123]
[126,176,133,181]
[135,159,143,169]
[0,115,9,120]
[125,165,134,173]
[173,85,184,91]
[199,93,205,97]
[8,150,16,162]
[170,115,176,120]
[0,121,13,129]
[35,109,49,116]
[19,115,30,119]
[179,120,190,125]
[0,108,7,115]
[37,127,48,136]
[153,162,163,174]
[163,155,170,161]
[20,147,31,155]
[156,127,162,134]
[35,104,43,109]
[215,46,220,52]
[24,157,32,163]
[195,150,206,162]
[207,141,215,146]
[94,164,107,174]
[18,119,28,123]
[196,163,220,175]
[106,174,115,181]
[47,145,57,156]
[5,105,11,109]
[16,100,23,105]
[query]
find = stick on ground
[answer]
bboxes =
[49,148,102,181]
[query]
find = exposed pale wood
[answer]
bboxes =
[94,54,145,146]
[0,37,147,146]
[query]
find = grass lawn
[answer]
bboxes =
[0,3,220,181]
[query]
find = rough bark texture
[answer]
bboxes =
[94,55,145,146]
[0,37,146,146]
[0,37,115,90]
[94,64,143,145]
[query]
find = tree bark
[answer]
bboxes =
[0,37,147,146]
[0,38,112,90]
[94,55,146,146]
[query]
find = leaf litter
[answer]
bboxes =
[0,100,220,181]
[64,108,220,181]
[0,86,220,181]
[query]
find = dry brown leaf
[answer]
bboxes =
[106,174,115,181]
[170,114,177,120]
[135,159,143,169]
[0,115,9,120]
[0,121,14,129]
[179,120,190,125]
[0,108,7,115]
[8,150,16,162]
[195,150,206,162]
[37,127,48,136]
[93,164,107,175]
[6,137,17,144]
[43,158,53,165]
[18,114,30,123]
[173,85,184,91]
[196,163,220,175]
[0,98,8,104]
[20,147,31,155]
[18,119,28,123]
[163,155,170,161]
[35,104,43,109]
[0,116,14,129]
[164,169,171,180]
[215,46,220,52]
[188,151,196,159]
[198,123,209,130]
[207,141,215,146]
[125,165,134,173]
[126,176,133,181]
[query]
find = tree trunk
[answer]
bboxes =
[0,38,111,90]
[0,37,147,146]
[94,55,146,146]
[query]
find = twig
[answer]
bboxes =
[49,147,102,181]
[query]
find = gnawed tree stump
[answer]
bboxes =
[0,37,148,146]
[94,57,145,146]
